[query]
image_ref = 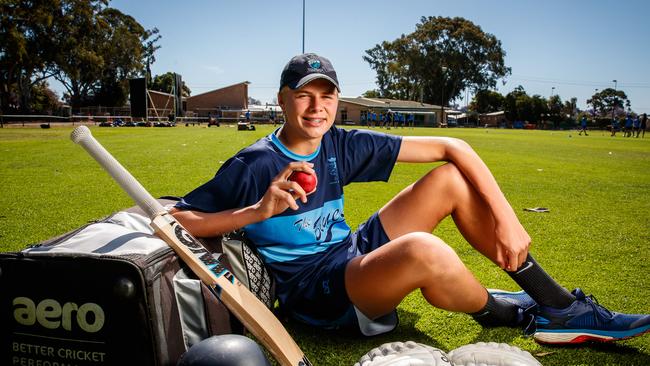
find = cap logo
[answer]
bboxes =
[307,59,321,69]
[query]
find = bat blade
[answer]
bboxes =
[71,126,310,366]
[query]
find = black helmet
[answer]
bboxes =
[177,335,271,366]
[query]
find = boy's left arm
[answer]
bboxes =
[397,136,530,271]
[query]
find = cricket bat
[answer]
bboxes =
[70,126,311,366]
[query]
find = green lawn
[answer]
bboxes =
[1,125,649,365]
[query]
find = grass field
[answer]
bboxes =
[1,125,648,365]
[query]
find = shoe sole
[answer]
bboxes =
[534,325,650,344]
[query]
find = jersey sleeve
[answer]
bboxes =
[174,157,260,213]
[334,128,402,185]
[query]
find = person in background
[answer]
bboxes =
[632,115,640,137]
[624,114,633,137]
[578,115,588,136]
[611,118,619,137]
[638,113,647,138]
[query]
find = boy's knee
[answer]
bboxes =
[400,233,462,274]
[439,163,466,184]
[423,163,466,190]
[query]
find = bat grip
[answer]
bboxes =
[71,126,166,219]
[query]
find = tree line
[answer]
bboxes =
[362,16,634,127]
[3,8,635,124]
[1,0,160,114]
[469,86,630,128]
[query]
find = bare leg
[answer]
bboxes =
[345,232,487,319]
[366,162,574,310]
[345,163,501,319]
[378,163,502,261]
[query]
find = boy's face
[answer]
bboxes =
[278,78,338,141]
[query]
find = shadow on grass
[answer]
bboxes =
[284,307,447,365]
[284,307,650,365]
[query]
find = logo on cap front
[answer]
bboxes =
[307,59,321,69]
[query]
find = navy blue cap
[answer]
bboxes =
[279,53,340,92]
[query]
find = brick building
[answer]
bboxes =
[185,82,250,117]
[479,111,508,127]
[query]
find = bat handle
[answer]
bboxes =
[70,126,166,219]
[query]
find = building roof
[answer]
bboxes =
[247,104,282,112]
[338,97,463,115]
[340,97,442,110]
[187,81,250,99]
[482,111,506,116]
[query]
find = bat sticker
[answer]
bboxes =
[174,224,204,252]
[173,224,233,281]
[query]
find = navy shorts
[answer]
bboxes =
[288,212,393,330]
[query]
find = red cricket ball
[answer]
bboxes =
[288,171,317,194]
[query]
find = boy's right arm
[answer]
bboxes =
[169,205,264,238]
[171,161,315,238]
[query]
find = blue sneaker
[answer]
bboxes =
[534,288,650,344]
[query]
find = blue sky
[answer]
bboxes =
[101,0,649,112]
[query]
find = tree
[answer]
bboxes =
[503,86,548,125]
[30,81,61,114]
[364,16,511,107]
[362,89,381,98]
[562,97,578,121]
[529,95,548,124]
[53,2,160,108]
[503,85,526,122]
[547,94,563,128]
[587,88,630,118]
[94,8,160,107]
[0,0,62,113]
[149,72,191,97]
[469,90,504,113]
[1,0,159,112]
[248,97,261,105]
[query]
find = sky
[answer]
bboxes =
[79,0,650,112]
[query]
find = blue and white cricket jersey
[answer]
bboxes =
[176,126,402,308]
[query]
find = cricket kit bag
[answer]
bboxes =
[0,198,276,366]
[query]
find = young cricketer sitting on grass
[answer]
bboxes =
[170,53,650,344]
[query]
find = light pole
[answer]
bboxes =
[593,88,598,117]
[440,66,448,127]
[302,0,305,53]
[551,86,555,97]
